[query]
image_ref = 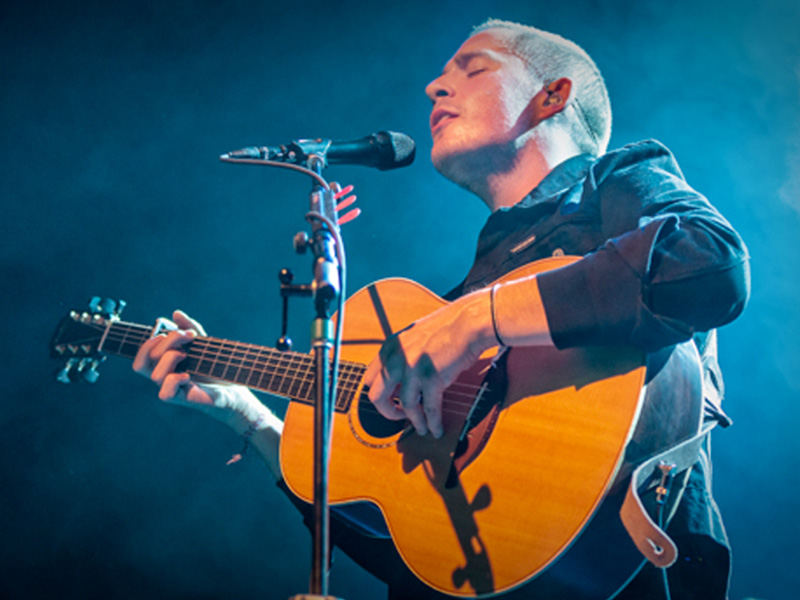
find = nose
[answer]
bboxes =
[425,75,452,103]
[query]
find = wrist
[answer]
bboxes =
[490,283,506,347]
[211,385,283,477]
[458,287,502,356]
[203,384,282,436]
[491,275,554,347]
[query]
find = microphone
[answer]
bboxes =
[221,131,415,171]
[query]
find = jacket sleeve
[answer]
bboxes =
[536,140,750,352]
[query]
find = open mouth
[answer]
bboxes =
[430,108,458,132]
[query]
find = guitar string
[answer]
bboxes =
[99,324,491,399]
[99,325,491,413]
[186,334,489,393]
[99,325,490,414]
[98,324,493,419]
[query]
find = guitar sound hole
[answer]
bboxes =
[357,391,407,438]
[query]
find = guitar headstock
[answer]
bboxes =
[50,297,126,383]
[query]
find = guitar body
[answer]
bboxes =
[280,258,699,598]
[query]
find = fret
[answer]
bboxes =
[126,325,151,358]
[335,385,354,412]
[190,336,210,377]
[230,345,252,387]
[255,350,300,399]
[227,341,247,383]
[268,351,289,393]
[220,341,239,382]
[101,323,118,355]
[105,322,127,357]
[109,323,147,358]
[243,345,267,388]
[270,351,293,394]
[102,323,122,355]
[238,345,257,388]
[336,362,360,410]
[254,347,279,392]
[283,353,311,397]
[328,360,363,404]
[226,343,246,383]
[224,342,245,379]
[210,340,234,380]
[272,351,294,392]
[215,342,236,379]
[296,355,315,401]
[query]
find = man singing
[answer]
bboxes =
[134,19,749,599]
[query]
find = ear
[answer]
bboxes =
[533,77,572,122]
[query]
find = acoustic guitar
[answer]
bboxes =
[50,257,702,598]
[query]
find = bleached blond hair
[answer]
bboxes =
[473,19,612,156]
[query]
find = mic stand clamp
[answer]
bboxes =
[277,268,312,352]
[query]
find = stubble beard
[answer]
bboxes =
[432,138,520,196]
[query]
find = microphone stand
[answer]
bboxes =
[300,154,341,600]
[220,149,346,600]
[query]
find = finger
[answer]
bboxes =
[135,328,190,372]
[133,335,164,375]
[420,381,445,439]
[151,348,188,386]
[337,208,361,225]
[335,194,357,211]
[366,367,406,421]
[158,329,195,352]
[416,353,445,438]
[399,377,427,436]
[173,310,207,336]
[146,330,193,368]
[333,184,354,200]
[159,372,193,401]
[363,356,382,386]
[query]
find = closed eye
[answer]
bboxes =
[467,68,487,78]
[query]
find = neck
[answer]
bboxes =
[465,133,583,212]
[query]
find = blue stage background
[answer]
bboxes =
[1,1,797,598]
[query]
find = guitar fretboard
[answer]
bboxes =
[101,321,365,411]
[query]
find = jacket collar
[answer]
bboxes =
[515,153,595,210]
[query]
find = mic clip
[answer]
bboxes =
[221,138,333,167]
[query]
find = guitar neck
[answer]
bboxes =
[101,320,364,409]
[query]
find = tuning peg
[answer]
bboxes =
[55,357,105,384]
[56,360,74,384]
[88,297,126,317]
[81,362,101,383]
[77,357,104,383]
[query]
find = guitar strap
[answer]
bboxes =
[619,419,717,568]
